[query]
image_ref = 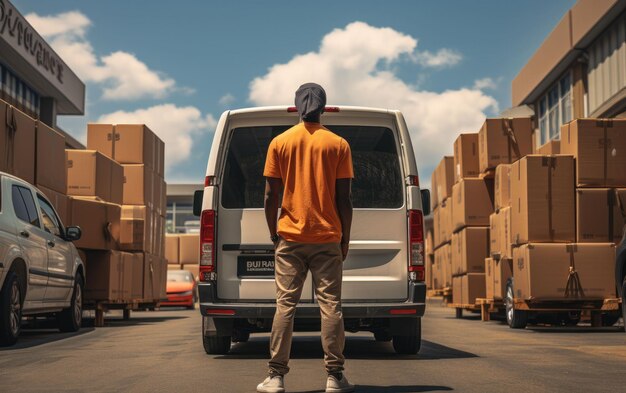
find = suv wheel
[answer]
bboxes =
[58,274,83,333]
[392,318,421,355]
[505,279,527,329]
[0,272,22,346]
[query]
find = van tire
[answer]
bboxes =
[505,280,527,329]
[203,334,231,355]
[58,274,83,333]
[0,272,22,346]
[374,331,392,342]
[392,318,421,355]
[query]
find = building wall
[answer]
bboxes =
[587,9,626,117]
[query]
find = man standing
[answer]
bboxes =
[257,83,354,393]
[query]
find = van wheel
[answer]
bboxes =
[392,318,421,355]
[203,334,231,355]
[505,280,527,329]
[601,312,620,327]
[58,274,83,332]
[0,272,22,346]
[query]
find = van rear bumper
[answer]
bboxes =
[199,281,426,318]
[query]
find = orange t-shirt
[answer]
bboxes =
[263,122,354,243]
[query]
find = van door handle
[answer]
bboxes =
[47,240,55,247]
[20,230,30,238]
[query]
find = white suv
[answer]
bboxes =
[194,106,430,355]
[0,173,85,346]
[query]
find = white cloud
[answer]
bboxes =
[97,104,216,170]
[25,11,175,101]
[414,48,462,68]
[219,93,236,106]
[248,21,498,171]
[473,77,498,90]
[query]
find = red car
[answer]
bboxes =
[163,270,198,309]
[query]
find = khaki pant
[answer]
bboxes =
[268,239,345,376]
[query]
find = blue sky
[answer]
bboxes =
[16,0,576,184]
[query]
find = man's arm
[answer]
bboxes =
[264,177,283,246]
[335,178,353,261]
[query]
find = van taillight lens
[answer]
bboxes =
[200,210,216,282]
[408,210,425,282]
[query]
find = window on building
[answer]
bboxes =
[537,72,573,146]
[166,201,199,234]
[0,62,40,118]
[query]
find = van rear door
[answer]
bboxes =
[215,108,409,303]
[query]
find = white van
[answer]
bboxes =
[194,106,430,355]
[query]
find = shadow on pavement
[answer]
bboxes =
[0,327,95,351]
[294,385,452,393]
[218,336,477,361]
[83,315,189,328]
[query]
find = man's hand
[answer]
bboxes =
[341,241,349,261]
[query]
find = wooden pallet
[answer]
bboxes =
[513,297,621,327]
[447,301,481,318]
[476,298,505,321]
[85,300,162,327]
[427,287,451,298]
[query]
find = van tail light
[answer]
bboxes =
[408,210,425,282]
[406,175,420,187]
[200,209,217,282]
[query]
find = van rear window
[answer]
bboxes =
[221,125,404,209]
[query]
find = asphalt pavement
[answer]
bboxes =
[1,301,625,392]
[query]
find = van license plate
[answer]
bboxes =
[237,255,275,277]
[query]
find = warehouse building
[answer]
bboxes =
[512,0,626,148]
[166,183,202,234]
[0,0,85,148]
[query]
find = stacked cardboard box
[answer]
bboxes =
[164,233,200,280]
[478,118,533,174]
[430,157,454,290]
[509,145,617,301]
[81,123,167,303]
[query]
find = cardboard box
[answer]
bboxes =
[153,173,166,216]
[130,253,144,300]
[36,184,69,225]
[561,119,626,187]
[123,164,153,207]
[434,199,453,247]
[425,230,434,256]
[451,227,488,276]
[156,137,165,177]
[454,133,480,182]
[178,234,200,264]
[153,211,165,258]
[67,197,121,250]
[83,250,123,301]
[432,248,442,289]
[120,206,153,252]
[168,264,182,271]
[478,117,533,173]
[119,252,135,301]
[513,243,616,300]
[66,150,124,204]
[142,253,168,301]
[87,123,115,159]
[36,121,66,194]
[452,276,463,304]
[489,207,513,260]
[425,254,434,289]
[0,102,36,184]
[537,140,560,155]
[485,257,513,300]
[494,164,511,210]
[576,188,626,243]
[461,273,486,305]
[115,124,157,168]
[510,155,575,244]
[433,156,455,206]
[451,178,494,232]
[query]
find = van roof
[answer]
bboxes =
[228,105,399,117]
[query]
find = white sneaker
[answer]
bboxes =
[256,375,285,393]
[326,374,355,393]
